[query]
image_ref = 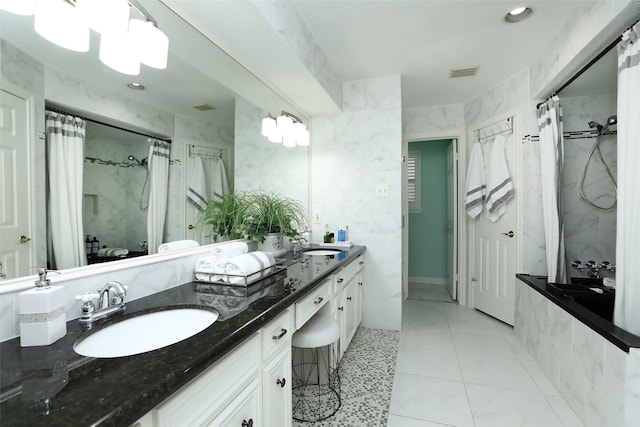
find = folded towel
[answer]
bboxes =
[158,240,200,253]
[208,241,249,264]
[465,142,486,218]
[603,277,616,288]
[224,251,276,284]
[97,248,129,257]
[485,134,514,222]
[187,157,208,210]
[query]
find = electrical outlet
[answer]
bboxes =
[313,211,322,224]
[376,184,389,198]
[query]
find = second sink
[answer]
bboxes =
[73,307,219,358]
[304,249,342,256]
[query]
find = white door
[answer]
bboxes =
[471,128,518,325]
[446,140,457,300]
[0,89,33,280]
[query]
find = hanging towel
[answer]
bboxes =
[465,142,486,218]
[485,134,514,222]
[188,157,208,210]
[210,158,229,203]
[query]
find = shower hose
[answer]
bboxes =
[579,134,617,211]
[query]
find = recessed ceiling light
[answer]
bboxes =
[504,6,533,23]
[127,82,145,90]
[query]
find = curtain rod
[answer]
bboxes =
[45,107,172,144]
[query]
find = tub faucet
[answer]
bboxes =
[75,281,128,327]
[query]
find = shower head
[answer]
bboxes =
[606,115,617,127]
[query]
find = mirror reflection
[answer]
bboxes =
[0,0,309,280]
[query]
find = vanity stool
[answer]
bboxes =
[291,313,341,422]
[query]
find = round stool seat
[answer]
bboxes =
[292,314,340,348]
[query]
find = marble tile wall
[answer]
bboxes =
[515,282,635,426]
[402,103,465,134]
[233,96,309,211]
[560,94,618,274]
[0,245,216,342]
[251,0,342,109]
[311,75,403,331]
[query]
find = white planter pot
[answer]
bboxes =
[257,233,287,257]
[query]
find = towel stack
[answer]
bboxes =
[96,248,129,257]
[195,247,276,285]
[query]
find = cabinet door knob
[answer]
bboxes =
[359,260,364,265]
[337,278,344,283]
[347,296,352,301]
[272,328,287,340]
[338,306,344,311]
[277,378,286,388]
[242,419,253,427]
[314,297,323,305]
[358,281,363,286]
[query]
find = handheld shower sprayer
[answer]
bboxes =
[587,121,603,134]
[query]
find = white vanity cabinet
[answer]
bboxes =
[334,254,364,360]
[132,309,294,427]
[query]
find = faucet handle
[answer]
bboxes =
[571,260,583,269]
[75,292,100,303]
[585,260,597,269]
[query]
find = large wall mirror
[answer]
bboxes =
[0,1,309,280]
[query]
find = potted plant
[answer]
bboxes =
[198,192,251,242]
[199,190,308,255]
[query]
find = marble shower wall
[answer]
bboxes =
[560,94,618,273]
[312,75,403,331]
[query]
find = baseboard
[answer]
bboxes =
[409,276,447,286]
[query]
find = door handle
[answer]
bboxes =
[187,224,194,230]
[19,235,31,244]
[501,231,515,238]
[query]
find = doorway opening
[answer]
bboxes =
[406,138,458,302]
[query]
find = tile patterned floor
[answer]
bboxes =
[408,282,454,302]
[293,327,400,427]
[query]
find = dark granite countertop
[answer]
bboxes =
[516,273,640,352]
[0,246,365,426]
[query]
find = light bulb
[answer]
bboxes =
[129,19,169,69]
[261,116,277,138]
[34,0,90,52]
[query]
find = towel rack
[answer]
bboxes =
[521,129,617,143]
[476,116,514,144]
[189,144,226,160]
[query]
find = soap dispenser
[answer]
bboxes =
[19,268,66,347]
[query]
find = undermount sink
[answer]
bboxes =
[73,307,218,358]
[304,249,342,256]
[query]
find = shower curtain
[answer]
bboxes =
[46,111,87,269]
[146,139,171,254]
[536,96,568,284]
[614,22,640,336]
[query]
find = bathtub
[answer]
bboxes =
[515,274,640,427]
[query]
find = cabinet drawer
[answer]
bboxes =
[154,333,260,427]
[295,278,331,330]
[262,309,294,361]
[334,254,364,292]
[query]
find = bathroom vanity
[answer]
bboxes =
[0,246,365,427]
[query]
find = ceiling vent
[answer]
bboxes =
[193,104,216,111]
[449,66,479,78]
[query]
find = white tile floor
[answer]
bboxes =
[388,300,585,427]
[408,282,454,302]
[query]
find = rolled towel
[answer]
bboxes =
[225,251,276,284]
[603,277,616,288]
[194,256,229,282]
[97,248,129,257]
[208,241,249,264]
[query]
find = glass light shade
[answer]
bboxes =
[261,116,277,138]
[0,0,35,15]
[76,0,130,35]
[99,32,140,76]
[297,128,310,146]
[129,19,169,69]
[276,115,293,136]
[268,130,282,143]
[282,132,297,148]
[34,0,90,52]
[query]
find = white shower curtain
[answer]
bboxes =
[536,96,568,284]
[146,139,171,254]
[46,111,87,269]
[614,22,640,336]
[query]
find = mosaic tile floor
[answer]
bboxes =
[293,327,400,427]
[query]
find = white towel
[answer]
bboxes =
[465,142,486,218]
[224,252,276,284]
[208,241,249,265]
[194,242,249,282]
[188,157,208,210]
[485,134,514,222]
[210,158,229,203]
[97,248,129,257]
[157,240,200,253]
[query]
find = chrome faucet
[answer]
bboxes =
[75,281,128,326]
[571,260,615,279]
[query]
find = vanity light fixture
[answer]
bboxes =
[261,111,310,147]
[1,0,169,75]
[504,6,533,23]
